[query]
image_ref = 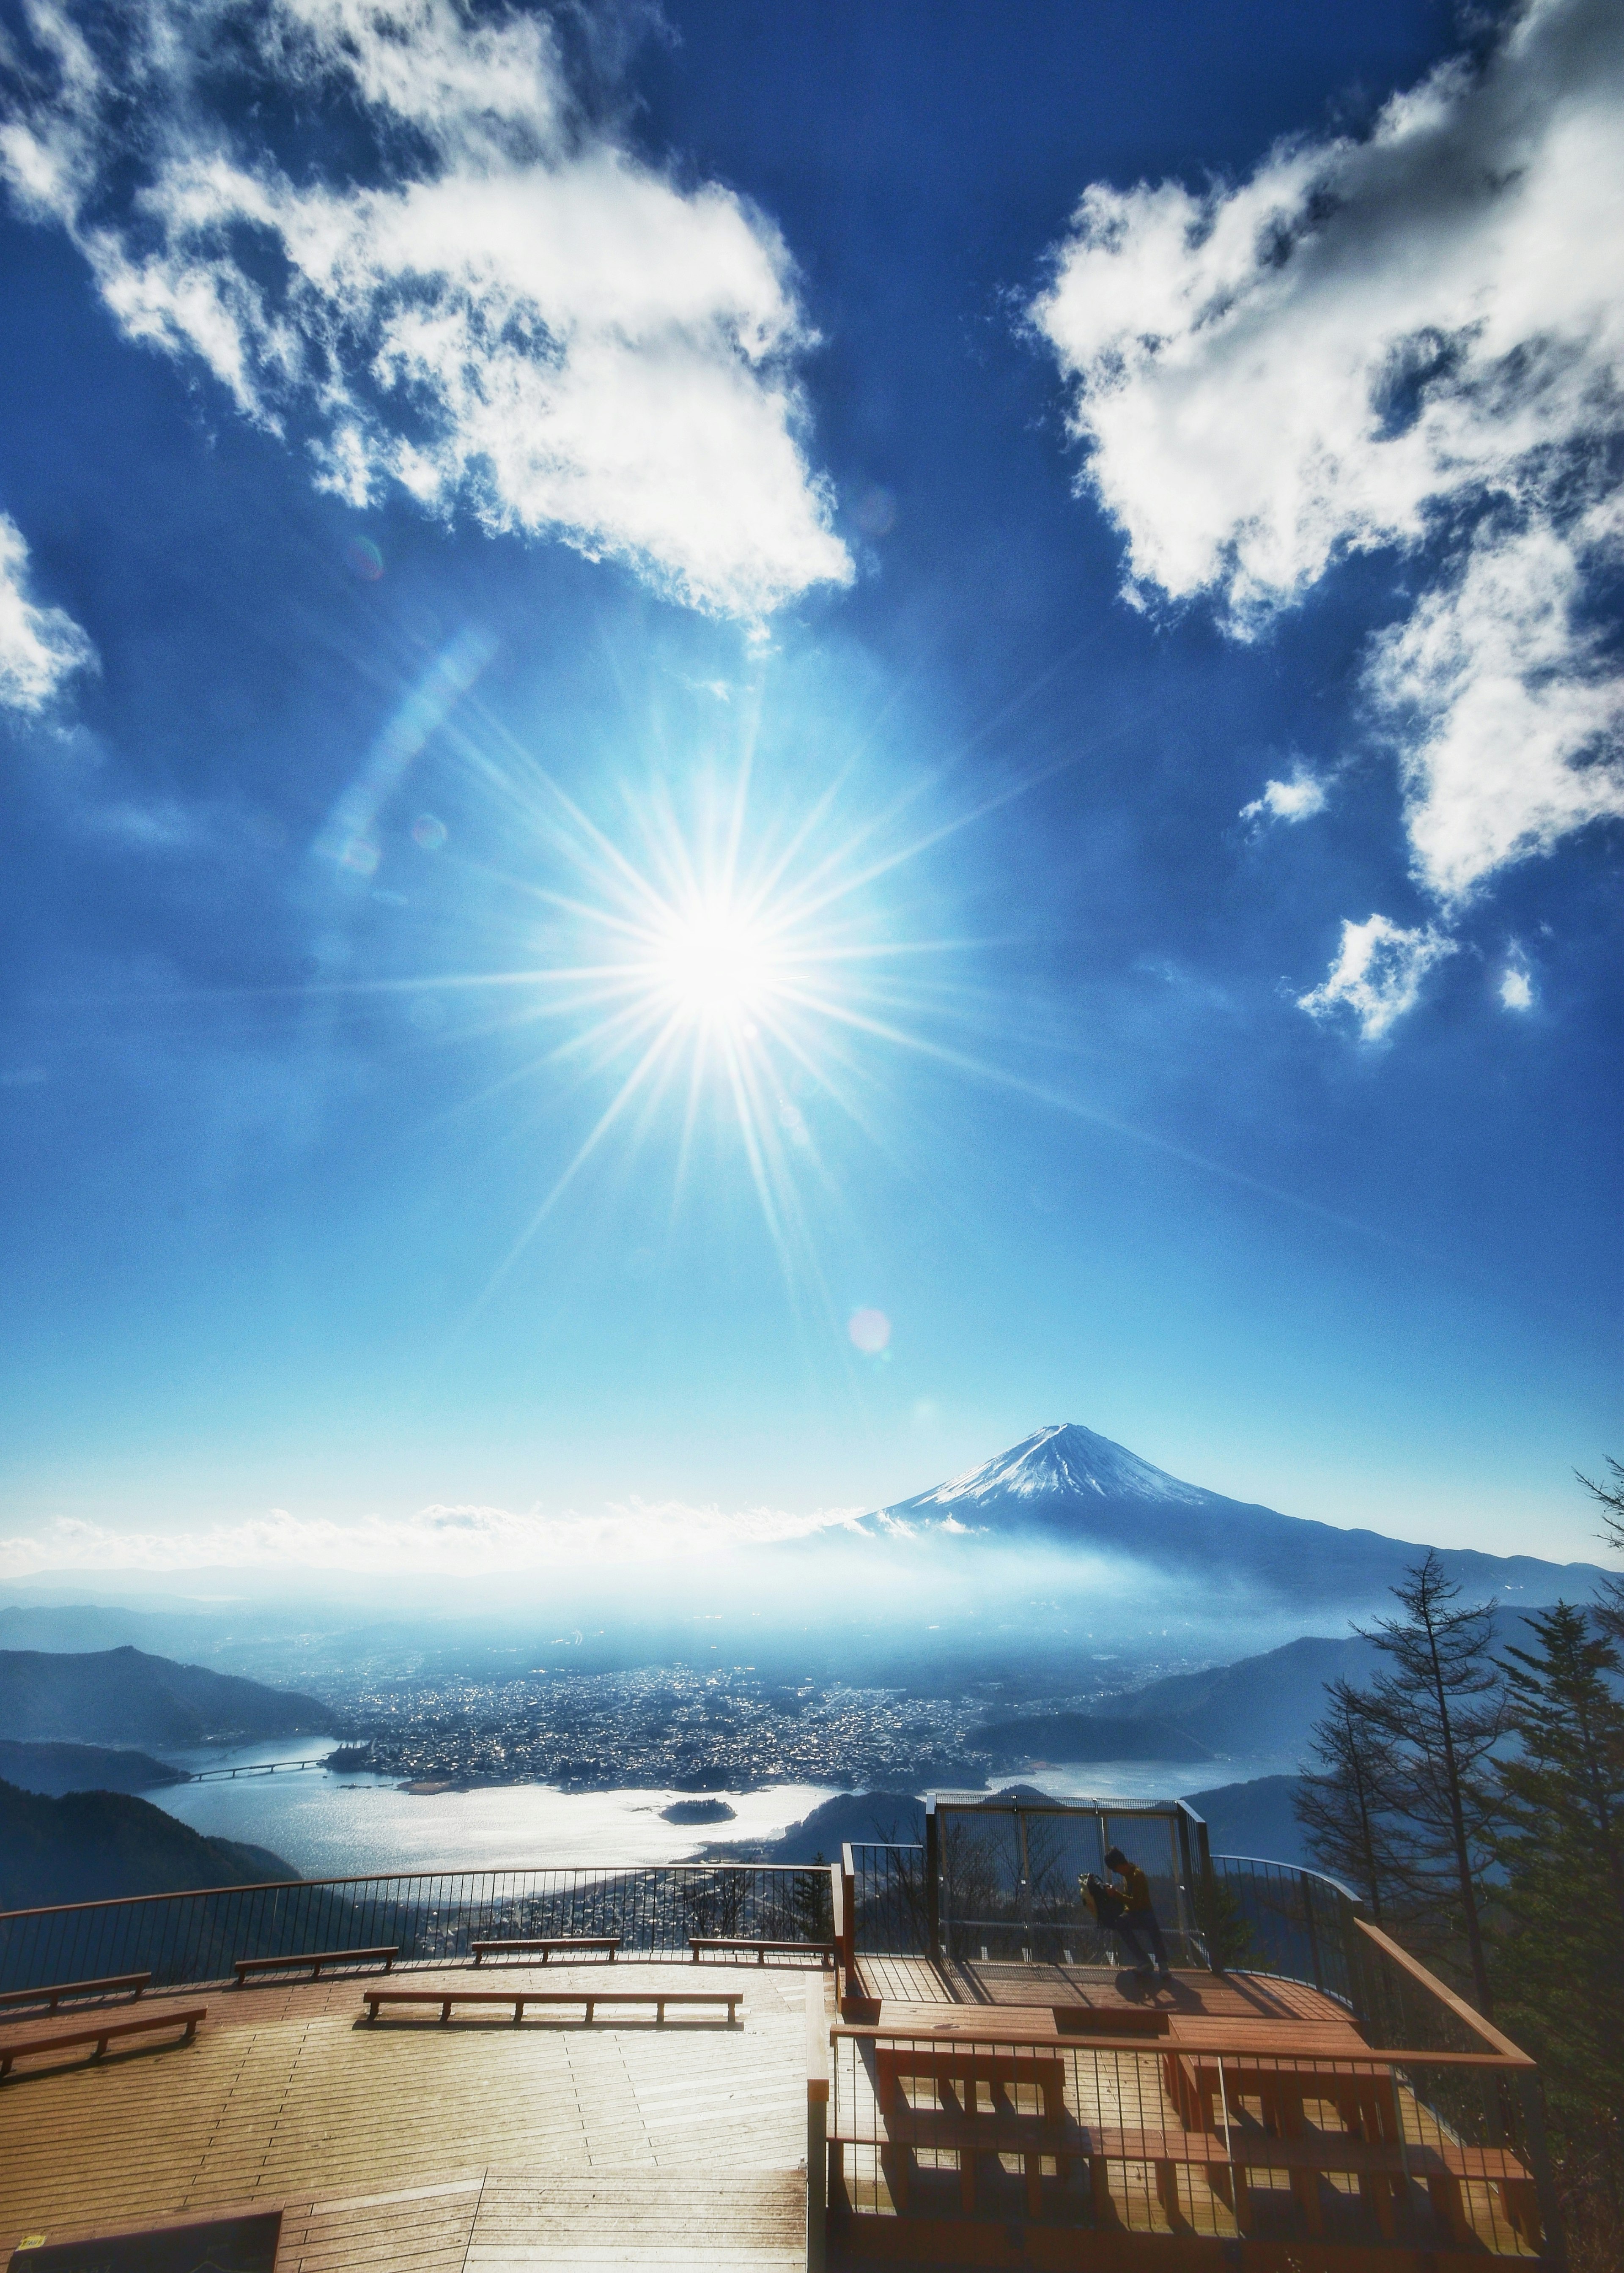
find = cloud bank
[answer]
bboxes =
[0,1495,866,1578]
[1032,0,1624,1016]
[0,511,93,712]
[0,0,851,620]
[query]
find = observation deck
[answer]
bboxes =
[0,1798,1561,2273]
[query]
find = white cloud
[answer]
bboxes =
[1032,0,1624,924]
[1367,511,1624,904]
[0,1494,866,1577]
[1297,913,1459,1041]
[0,0,851,621]
[1499,945,1535,1010]
[0,511,93,712]
[1241,768,1328,825]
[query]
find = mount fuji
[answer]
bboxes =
[861,1423,1605,1612]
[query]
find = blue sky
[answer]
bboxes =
[0,0,1619,1584]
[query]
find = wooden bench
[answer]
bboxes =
[1084,2114,1537,2248]
[1164,2050,1407,2238]
[689,1936,836,1967]
[361,1987,741,2026]
[0,1971,150,2014]
[0,2005,205,2080]
[874,2044,1068,2217]
[472,1935,619,1966]
[233,1945,397,1985]
[839,2096,1536,2246]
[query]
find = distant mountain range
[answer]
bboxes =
[717,1777,1311,1871]
[978,1713,1216,1767]
[870,1423,1606,1610]
[0,1645,335,1747]
[1115,1634,1382,1754]
[1182,1776,1309,1870]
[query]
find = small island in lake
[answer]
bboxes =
[660,1797,736,1825]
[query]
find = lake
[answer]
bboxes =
[150,1740,1292,1879]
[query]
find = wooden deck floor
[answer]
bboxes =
[0,1961,822,2270]
[856,1958,1366,2050]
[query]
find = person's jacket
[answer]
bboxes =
[1116,1861,1153,1915]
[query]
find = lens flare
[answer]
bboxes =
[848,1307,891,1355]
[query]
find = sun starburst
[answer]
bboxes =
[646,897,786,1026]
[425,732,973,1312]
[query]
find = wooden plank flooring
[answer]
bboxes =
[0,1964,812,2271]
[856,1960,1367,2055]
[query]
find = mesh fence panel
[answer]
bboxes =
[0,1864,832,1995]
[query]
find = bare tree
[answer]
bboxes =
[1356,1550,1506,2015]
[1295,1678,1402,1923]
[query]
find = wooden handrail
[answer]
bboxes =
[829,2021,1533,2069]
[1354,1917,1533,2061]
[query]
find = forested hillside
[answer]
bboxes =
[0,1645,334,1746]
[0,1779,297,1909]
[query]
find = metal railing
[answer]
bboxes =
[826,2021,1551,2257]
[846,1842,929,1959]
[845,1801,1233,1973]
[924,1794,1205,1969]
[0,1864,834,1996]
[1204,1852,1362,2006]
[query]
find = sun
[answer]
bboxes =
[650,900,782,1026]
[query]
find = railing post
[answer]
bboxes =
[1185,1808,1217,1972]
[1337,1889,1369,2025]
[1300,1868,1324,1992]
[805,1977,828,2273]
[1514,2068,1568,2271]
[924,1804,940,1961]
[1169,1807,1192,1951]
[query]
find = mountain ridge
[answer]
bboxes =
[868,1423,1606,1609]
[0,1645,336,1747]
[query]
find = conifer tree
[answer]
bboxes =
[1492,1602,1624,2267]
[1295,1678,1401,1922]
[1356,1550,1506,2013]
[1577,1456,1624,1648]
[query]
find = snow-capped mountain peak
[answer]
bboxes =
[904,1423,1210,1514]
[855,1420,1606,1613]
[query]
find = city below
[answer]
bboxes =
[317,1664,1129,1796]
